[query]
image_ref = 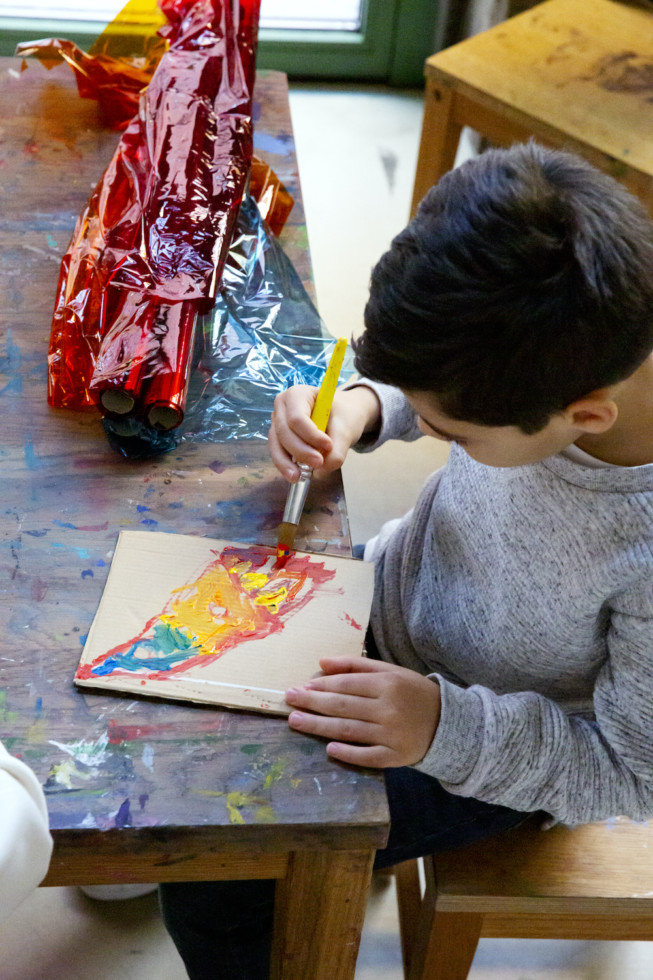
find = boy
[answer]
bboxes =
[160,142,653,979]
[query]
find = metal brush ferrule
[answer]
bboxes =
[282,463,312,524]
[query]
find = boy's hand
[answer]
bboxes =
[268,385,381,481]
[285,658,441,768]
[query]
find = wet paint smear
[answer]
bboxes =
[78,545,336,681]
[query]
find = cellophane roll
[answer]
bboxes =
[42,0,260,418]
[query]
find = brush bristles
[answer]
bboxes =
[277,521,297,558]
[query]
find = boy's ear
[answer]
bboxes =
[564,391,618,433]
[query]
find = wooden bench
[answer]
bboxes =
[411,0,653,216]
[394,815,653,979]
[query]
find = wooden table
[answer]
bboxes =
[0,58,389,979]
[411,0,653,216]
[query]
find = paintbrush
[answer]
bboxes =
[277,337,348,560]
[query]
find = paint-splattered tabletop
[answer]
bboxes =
[0,59,389,884]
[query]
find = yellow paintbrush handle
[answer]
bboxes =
[310,337,348,432]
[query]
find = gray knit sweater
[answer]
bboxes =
[358,382,653,824]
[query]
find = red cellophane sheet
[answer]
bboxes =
[29,0,262,422]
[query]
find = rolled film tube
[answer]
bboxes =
[89,290,157,417]
[143,301,199,430]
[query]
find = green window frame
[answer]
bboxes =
[0,0,442,85]
[258,0,442,85]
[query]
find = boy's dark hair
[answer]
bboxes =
[355,142,653,433]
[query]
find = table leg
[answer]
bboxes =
[270,848,375,980]
[411,78,461,217]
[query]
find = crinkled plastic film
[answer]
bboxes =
[103,194,355,457]
[19,0,350,458]
[27,0,261,415]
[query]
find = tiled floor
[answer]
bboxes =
[2,82,652,980]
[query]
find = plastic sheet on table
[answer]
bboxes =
[103,193,354,456]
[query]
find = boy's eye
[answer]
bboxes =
[420,418,467,446]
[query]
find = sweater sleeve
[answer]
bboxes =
[415,580,653,825]
[343,380,422,450]
[0,743,53,923]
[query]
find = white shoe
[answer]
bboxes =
[79,883,158,900]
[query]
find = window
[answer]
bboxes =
[0,0,441,85]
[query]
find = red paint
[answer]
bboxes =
[342,612,363,631]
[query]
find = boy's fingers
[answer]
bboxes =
[325,742,394,768]
[318,656,399,675]
[274,390,333,450]
[286,686,379,719]
[272,423,325,470]
[288,710,379,745]
[267,424,298,480]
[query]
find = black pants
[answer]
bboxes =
[161,615,531,979]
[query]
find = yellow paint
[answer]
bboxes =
[49,759,91,790]
[241,572,270,591]
[160,557,294,654]
[263,761,287,789]
[225,792,248,824]
[194,789,278,825]
[26,718,47,744]
[254,585,288,614]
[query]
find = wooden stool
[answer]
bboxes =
[411,0,653,216]
[394,815,653,980]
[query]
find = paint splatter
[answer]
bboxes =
[24,437,44,470]
[253,132,292,156]
[342,612,364,631]
[78,546,336,681]
[53,519,109,532]
[196,788,277,825]
[115,798,131,828]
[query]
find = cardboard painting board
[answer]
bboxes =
[75,530,374,715]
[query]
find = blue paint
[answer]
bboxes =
[92,622,199,676]
[35,697,42,718]
[47,234,58,249]
[50,542,91,558]
[24,529,48,537]
[115,798,131,828]
[79,633,88,645]
[24,437,45,470]
[139,793,149,809]
[253,132,292,156]
[168,502,183,509]
[0,331,22,396]
[140,518,158,527]
[81,569,94,579]
[136,505,150,513]
[214,500,242,518]
[96,559,106,567]
[53,519,77,530]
